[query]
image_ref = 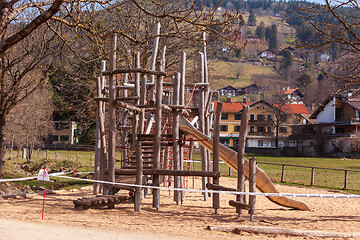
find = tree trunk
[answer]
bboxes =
[0,115,7,179]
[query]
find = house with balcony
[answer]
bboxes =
[245,100,311,149]
[218,85,238,97]
[213,99,311,150]
[308,90,360,154]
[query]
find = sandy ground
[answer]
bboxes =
[0,177,359,240]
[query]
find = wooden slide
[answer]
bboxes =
[179,116,310,211]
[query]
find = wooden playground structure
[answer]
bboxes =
[77,23,309,219]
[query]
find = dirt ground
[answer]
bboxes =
[0,177,359,240]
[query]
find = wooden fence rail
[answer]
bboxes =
[257,162,360,190]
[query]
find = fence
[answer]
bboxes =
[257,162,360,191]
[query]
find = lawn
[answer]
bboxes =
[208,60,277,89]
[3,149,360,194]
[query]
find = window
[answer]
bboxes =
[335,108,344,121]
[235,113,241,120]
[279,127,287,133]
[250,114,255,120]
[51,135,58,142]
[60,135,69,141]
[267,127,272,133]
[221,113,228,120]
[257,114,265,121]
[257,126,266,132]
[271,141,276,147]
[258,140,263,147]
[234,126,240,132]
[249,126,255,132]
[220,125,228,131]
[267,115,272,120]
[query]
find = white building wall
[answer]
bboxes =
[316,99,335,124]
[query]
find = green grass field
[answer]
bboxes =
[3,149,360,194]
[208,61,277,89]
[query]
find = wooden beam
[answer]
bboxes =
[115,169,221,177]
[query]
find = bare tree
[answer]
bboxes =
[0,0,242,178]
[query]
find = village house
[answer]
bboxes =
[50,121,79,145]
[259,50,276,59]
[275,87,304,104]
[237,84,261,96]
[218,85,237,97]
[308,89,360,154]
[213,98,311,150]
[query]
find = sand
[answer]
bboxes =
[0,177,359,240]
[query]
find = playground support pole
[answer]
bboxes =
[134,111,143,212]
[180,51,186,202]
[249,157,256,221]
[237,106,249,217]
[173,72,181,204]
[153,46,166,210]
[213,101,222,214]
[107,32,117,196]
[198,52,208,201]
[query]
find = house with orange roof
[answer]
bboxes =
[213,98,311,150]
[275,87,304,104]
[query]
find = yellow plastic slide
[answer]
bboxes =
[179,116,310,211]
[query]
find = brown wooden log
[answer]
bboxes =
[115,169,221,177]
[206,183,237,192]
[212,101,222,213]
[207,225,360,239]
[237,106,249,215]
[229,200,251,210]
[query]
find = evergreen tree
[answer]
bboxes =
[296,72,314,91]
[256,21,266,39]
[281,50,293,69]
[266,24,278,51]
[248,9,257,26]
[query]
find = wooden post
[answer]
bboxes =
[173,72,181,204]
[147,22,161,103]
[55,151,57,161]
[76,153,79,165]
[248,157,256,221]
[237,106,249,217]
[189,141,195,189]
[311,168,315,186]
[180,52,186,202]
[121,73,129,168]
[139,74,147,134]
[198,52,208,201]
[133,111,143,212]
[281,165,285,182]
[99,61,107,194]
[46,150,48,160]
[107,32,117,195]
[153,46,166,210]
[344,170,348,189]
[213,101,222,214]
